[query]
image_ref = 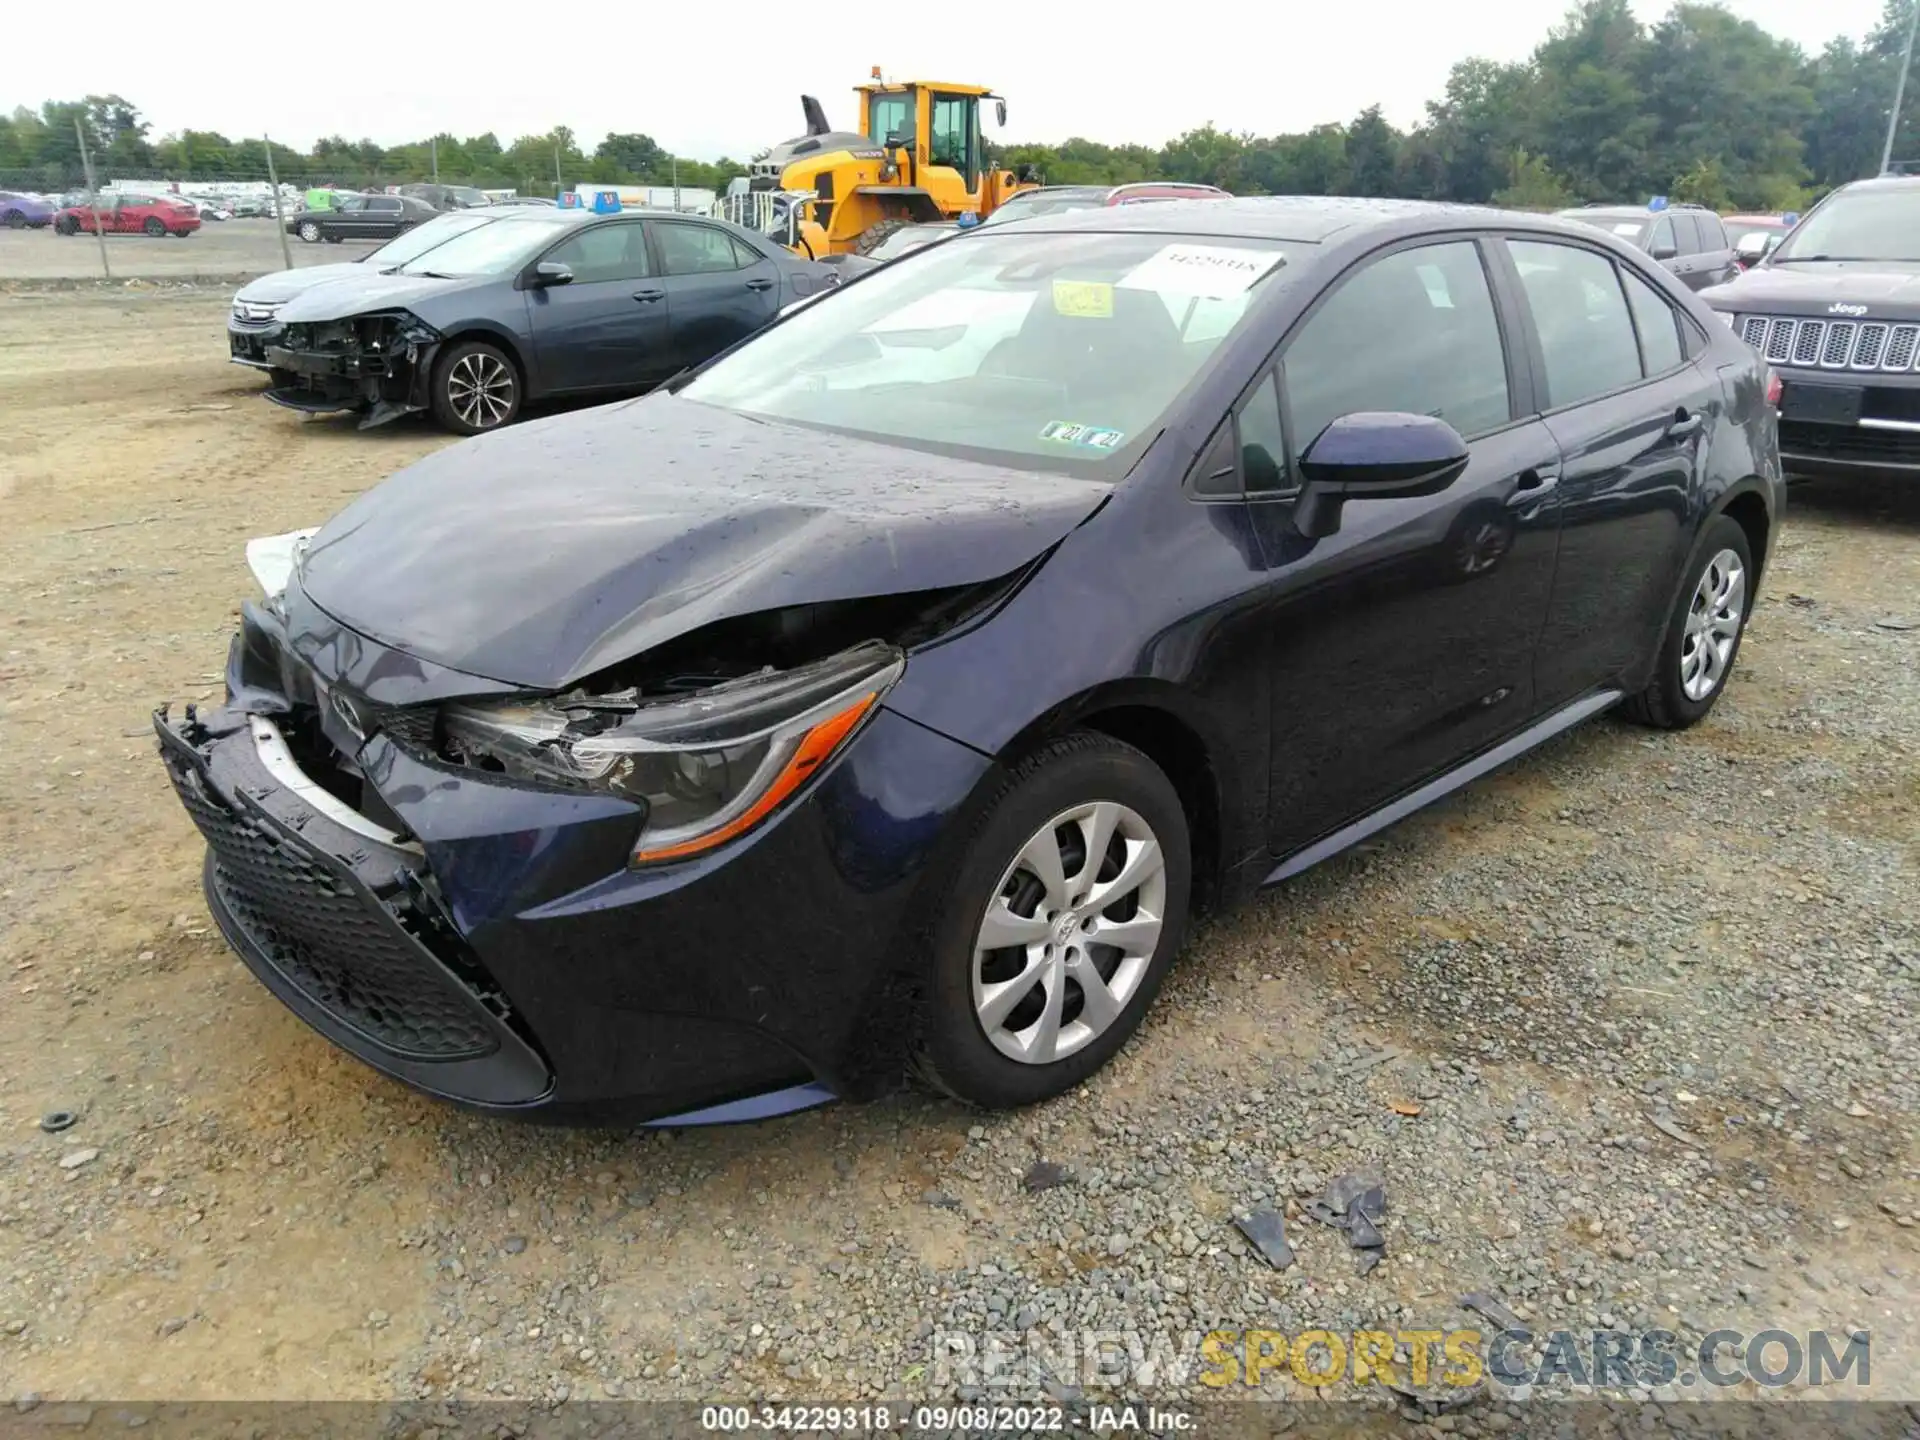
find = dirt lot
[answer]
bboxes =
[0,223,380,283]
[1,289,1917,1416]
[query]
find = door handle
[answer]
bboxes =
[1666,408,1704,439]
[632,288,665,303]
[1507,468,1558,507]
[744,277,775,292]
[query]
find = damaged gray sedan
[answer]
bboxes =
[263,208,836,434]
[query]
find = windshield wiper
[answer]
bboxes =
[407,270,460,280]
[1770,255,1891,264]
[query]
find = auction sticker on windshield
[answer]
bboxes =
[1052,280,1114,318]
[1119,243,1282,299]
[1040,421,1125,449]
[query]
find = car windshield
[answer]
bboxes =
[367,211,497,267]
[979,191,1108,228]
[1771,188,1920,262]
[394,216,572,276]
[682,228,1298,473]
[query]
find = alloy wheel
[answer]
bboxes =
[971,801,1166,1066]
[1679,547,1744,702]
[299,221,320,242]
[446,352,515,430]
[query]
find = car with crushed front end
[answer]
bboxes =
[1701,174,1920,481]
[259,207,837,433]
[228,209,505,370]
[156,198,1781,1127]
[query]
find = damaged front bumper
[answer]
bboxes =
[262,312,440,428]
[153,584,997,1123]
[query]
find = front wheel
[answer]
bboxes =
[143,217,166,237]
[298,220,321,243]
[430,339,521,434]
[55,215,79,236]
[913,733,1191,1109]
[853,218,912,255]
[1620,513,1755,729]
[3,209,23,229]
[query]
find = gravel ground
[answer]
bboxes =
[0,290,1916,1424]
[0,222,380,282]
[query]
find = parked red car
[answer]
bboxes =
[54,193,201,238]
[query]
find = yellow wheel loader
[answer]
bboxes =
[722,74,1040,259]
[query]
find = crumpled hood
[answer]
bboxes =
[276,271,481,323]
[234,262,368,305]
[297,394,1110,689]
[1702,260,1920,318]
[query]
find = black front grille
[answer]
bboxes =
[162,746,498,1061]
[1780,419,1920,468]
[365,702,437,753]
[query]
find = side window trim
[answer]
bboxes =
[1617,262,1688,380]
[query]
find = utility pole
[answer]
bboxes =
[1882,0,1920,175]
[263,136,293,271]
[74,117,111,281]
[671,154,680,212]
[431,135,439,182]
[553,138,563,199]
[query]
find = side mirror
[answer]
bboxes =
[530,260,574,287]
[1293,412,1469,539]
[995,99,1007,127]
[1650,243,1679,261]
[885,127,917,153]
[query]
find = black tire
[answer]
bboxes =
[324,234,342,244]
[298,220,322,243]
[912,732,1192,1109]
[429,339,521,435]
[853,218,913,256]
[3,209,23,229]
[1620,513,1755,730]
[55,215,78,236]
[142,216,165,237]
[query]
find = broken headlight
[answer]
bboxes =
[441,640,904,864]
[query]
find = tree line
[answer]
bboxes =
[4,0,1917,208]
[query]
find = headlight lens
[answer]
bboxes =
[441,640,904,864]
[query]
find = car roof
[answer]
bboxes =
[1558,205,1653,220]
[1008,195,1596,246]
[1836,174,1920,194]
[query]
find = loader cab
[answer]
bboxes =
[860,82,992,195]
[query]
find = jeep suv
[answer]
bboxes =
[1557,203,1739,291]
[1701,174,1920,479]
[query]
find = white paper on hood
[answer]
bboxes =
[246,528,320,598]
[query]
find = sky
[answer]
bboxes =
[8,0,1893,161]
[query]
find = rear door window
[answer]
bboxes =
[1507,239,1643,407]
[1620,267,1685,375]
[1694,212,1728,252]
[656,222,749,275]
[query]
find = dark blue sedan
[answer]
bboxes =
[260,208,836,433]
[157,198,1782,1125]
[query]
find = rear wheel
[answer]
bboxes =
[3,209,23,229]
[1620,514,1754,730]
[913,733,1191,1109]
[142,216,165,236]
[854,218,913,255]
[430,339,521,435]
[298,220,321,243]
[55,215,78,235]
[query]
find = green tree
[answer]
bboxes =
[1669,155,1733,209]
[1424,58,1540,202]
[1531,0,1657,201]
[1345,105,1401,196]
[1493,148,1576,209]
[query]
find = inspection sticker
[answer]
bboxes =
[1040,420,1126,449]
[1118,243,1282,299]
[1052,279,1114,317]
